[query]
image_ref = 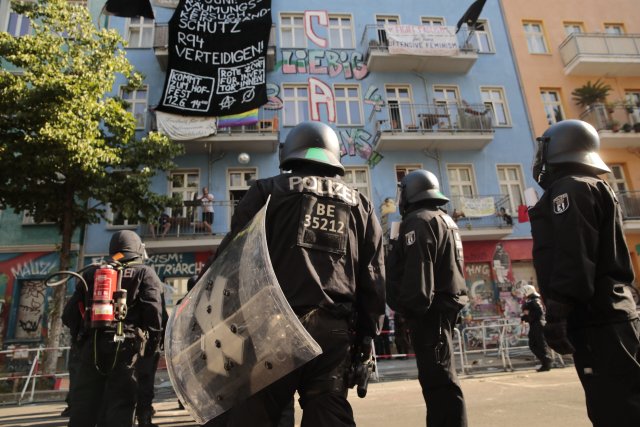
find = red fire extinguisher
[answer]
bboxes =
[91,264,118,329]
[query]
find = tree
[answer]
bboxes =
[0,0,182,372]
[571,79,612,109]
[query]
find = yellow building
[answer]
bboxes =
[499,0,640,283]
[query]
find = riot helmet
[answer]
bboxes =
[279,121,345,176]
[397,170,449,214]
[109,230,145,262]
[533,120,610,188]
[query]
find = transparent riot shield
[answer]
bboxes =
[165,198,322,424]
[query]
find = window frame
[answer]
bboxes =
[5,7,31,37]
[563,21,585,36]
[447,164,477,212]
[470,19,495,53]
[540,88,566,125]
[496,164,526,214]
[169,170,200,218]
[120,85,149,130]
[395,164,422,185]
[375,14,400,46]
[607,164,629,192]
[282,84,310,127]
[523,20,549,54]
[480,86,511,127]
[334,84,363,126]
[105,205,139,229]
[604,23,626,35]
[420,16,445,26]
[280,13,307,48]
[343,166,371,199]
[125,16,155,48]
[328,14,355,49]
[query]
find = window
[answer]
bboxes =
[6,9,31,37]
[481,87,510,126]
[421,17,445,26]
[386,85,414,130]
[497,165,525,214]
[107,206,138,227]
[470,20,494,53]
[280,13,306,48]
[334,85,362,126]
[376,15,399,45]
[120,85,148,129]
[523,21,549,53]
[395,165,421,185]
[447,165,476,211]
[563,22,584,36]
[282,84,309,127]
[540,89,565,125]
[125,17,154,48]
[434,86,460,128]
[171,170,200,217]
[624,90,640,119]
[22,211,55,225]
[604,23,625,35]
[329,15,354,49]
[343,167,370,199]
[228,168,257,219]
[607,164,629,192]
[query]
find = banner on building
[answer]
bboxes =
[460,196,496,217]
[155,111,217,140]
[157,0,272,117]
[385,24,458,56]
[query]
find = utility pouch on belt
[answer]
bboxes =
[135,327,149,357]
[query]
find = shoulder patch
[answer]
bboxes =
[405,230,416,246]
[553,193,570,214]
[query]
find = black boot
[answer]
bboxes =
[137,410,159,427]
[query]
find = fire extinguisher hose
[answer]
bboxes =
[93,329,121,375]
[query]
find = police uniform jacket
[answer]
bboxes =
[72,262,163,339]
[521,295,545,324]
[529,171,638,326]
[387,206,467,318]
[217,172,386,338]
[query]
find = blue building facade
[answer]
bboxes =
[0,0,541,343]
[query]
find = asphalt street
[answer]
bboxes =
[0,365,590,427]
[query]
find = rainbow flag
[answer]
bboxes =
[218,109,259,128]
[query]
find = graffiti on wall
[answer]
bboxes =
[464,263,498,319]
[86,251,209,281]
[15,280,46,340]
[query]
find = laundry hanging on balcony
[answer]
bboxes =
[155,111,217,141]
[459,196,496,217]
[157,0,272,117]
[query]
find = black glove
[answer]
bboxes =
[543,299,575,355]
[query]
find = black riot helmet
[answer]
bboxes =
[279,121,345,176]
[109,230,145,262]
[533,119,610,188]
[398,170,449,214]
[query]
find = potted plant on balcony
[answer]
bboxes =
[608,119,621,132]
[571,79,612,110]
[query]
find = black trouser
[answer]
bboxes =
[410,308,467,427]
[69,332,139,427]
[207,309,354,427]
[570,318,640,427]
[136,350,160,415]
[528,321,552,367]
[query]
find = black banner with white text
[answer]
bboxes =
[157,0,271,116]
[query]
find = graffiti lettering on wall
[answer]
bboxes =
[88,253,208,279]
[464,262,498,319]
[10,260,57,278]
[15,280,46,340]
[278,50,369,80]
[337,128,382,167]
[364,85,384,112]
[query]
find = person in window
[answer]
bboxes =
[497,207,513,226]
[149,212,171,238]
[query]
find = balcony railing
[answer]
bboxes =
[141,200,239,240]
[617,191,640,220]
[375,103,493,133]
[559,32,640,76]
[360,24,477,56]
[579,103,640,132]
[443,194,514,231]
[149,107,280,135]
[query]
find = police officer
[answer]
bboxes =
[211,121,386,426]
[387,170,468,427]
[135,283,168,427]
[520,284,552,372]
[529,119,640,426]
[66,230,163,427]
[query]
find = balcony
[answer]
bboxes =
[373,103,494,151]
[360,24,478,74]
[154,24,276,71]
[617,191,640,234]
[150,108,281,154]
[579,103,640,149]
[559,33,640,77]
[444,195,514,241]
[141,200,238,252]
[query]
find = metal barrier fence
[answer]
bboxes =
[0,346,70,405]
